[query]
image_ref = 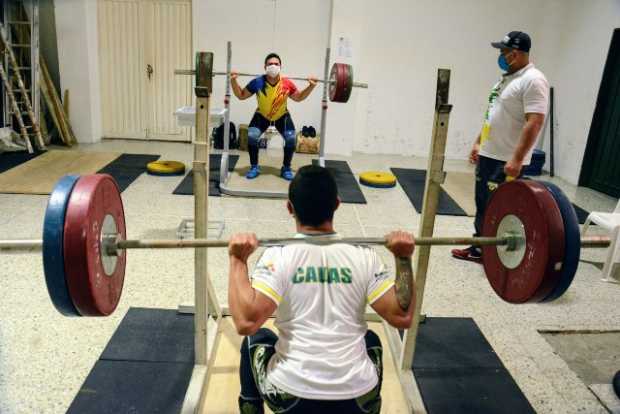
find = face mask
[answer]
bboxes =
[498,53,512,72]
[266,64,280,77]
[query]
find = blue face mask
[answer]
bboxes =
[498,54,510,72]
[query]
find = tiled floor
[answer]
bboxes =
[0,139,618,413]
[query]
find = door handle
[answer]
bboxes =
[147,64,153,80]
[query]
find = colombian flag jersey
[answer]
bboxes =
[246,75,298,121]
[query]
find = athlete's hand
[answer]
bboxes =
[308,76,318,86]
[504,157,523,178]
[385,231,415,258]
[469,142,480,164]
[230,71,239,81]
[228,233,258,262]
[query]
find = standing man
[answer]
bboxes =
[452,31,549,263]
[231,53,317,180]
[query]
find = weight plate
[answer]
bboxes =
[146,160,186,176]
[482,180,565,303]
[328,63,338,102]
[329,63,349,103]
[43,174,81,316]
[341,63,353,103]
[539,181,580,302]
[64,174,127,316]
[359,171,397,188]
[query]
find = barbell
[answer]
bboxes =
[0,174,610,317]
[175,62,367,103]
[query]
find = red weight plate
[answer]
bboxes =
[64,174,127,316]
[337,63,349,102]
[330,63,347,102]
[328,63,338,102]
[481,180,565,303]
[340,64,353,103]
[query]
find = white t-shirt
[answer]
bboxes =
[479,63,549,165]
[250,233,394,400]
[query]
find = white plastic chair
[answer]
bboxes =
[581,198,620,283]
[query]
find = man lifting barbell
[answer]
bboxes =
[231,53,318,181]
[227,165,416,413]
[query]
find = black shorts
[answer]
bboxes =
[248,111,296,146]
[239,328,383,414]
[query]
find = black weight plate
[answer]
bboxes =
[540,181,581,301]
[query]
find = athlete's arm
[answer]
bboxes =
[370,231,415,329]
[290,77,318,102]
[228,233,277,335]
[231,72,252,100]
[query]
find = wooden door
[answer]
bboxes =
[98,0,192,141]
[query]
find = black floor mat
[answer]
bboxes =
[173,154,239,196]
[312,159,366,204]
[391,168,467,216]
[100,308,194,363]
[67,308,195,414]
[67,360,194,414]
[410,317,535,413]
[0,150,44,173]
[571,203,590,224]
[98,153,160,192]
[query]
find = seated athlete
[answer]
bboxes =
[228,165,416,413]
[231,53,318,181]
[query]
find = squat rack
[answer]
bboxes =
[181,50,449,413]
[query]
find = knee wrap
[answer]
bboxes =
[248,127,261,147]
[283,129,296,149]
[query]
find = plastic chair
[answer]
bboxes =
[581,198,620,283]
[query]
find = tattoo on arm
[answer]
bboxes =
[395,257,414,310]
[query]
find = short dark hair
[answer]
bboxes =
[264,53,281,66]
[288,165,338,227]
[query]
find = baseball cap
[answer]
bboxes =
[491,31,531,52]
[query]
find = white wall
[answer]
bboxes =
[325,0,620,186]
[194,0,330,141]
[53,0,619,185]
[538,0,620,184]
[326,0,561,159]
[55,0,102,144]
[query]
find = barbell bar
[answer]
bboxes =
[174,68,369,89]
[0,173,613,317]
[176,59,366,103]
[1,235,611,253]
[0,235,517,252]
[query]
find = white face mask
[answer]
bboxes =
[266,64,280,77]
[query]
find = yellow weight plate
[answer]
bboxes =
[359,171,397,188]
[147,160,186,176]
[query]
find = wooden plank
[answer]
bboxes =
[40,58,77,145]
[38,62,68,145]
[398,69,452,414]
[0,25,45,149]
[0,150,120,194]
[63,89,70,118]
[0,62,33,152]
[202,319,409,414]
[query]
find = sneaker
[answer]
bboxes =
[301,126,309,137]
[451,246,482,264]
[280,166,294,181]
[308,126,316,138]
[246,165,260,179]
